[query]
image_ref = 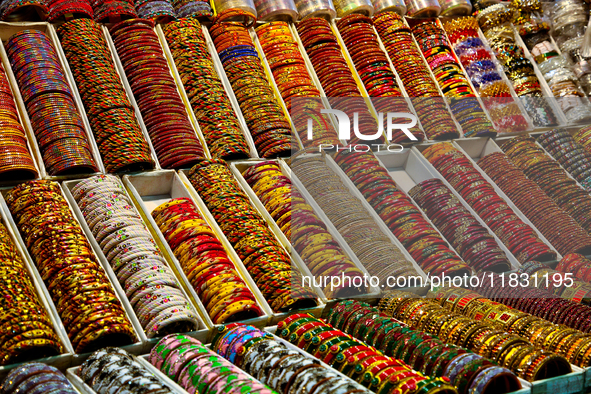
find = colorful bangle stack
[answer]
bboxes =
[409,178,511,273]
[292,156,422,285]
[149,334,276,393]
[296,17,384,146]
[516,261,591,303]
[187,159,318,312]
[422,143,556,263]
[47,0,93,20]
[431,286,591,369]
[443,17,529,135]
[500,135,591,236]
[294,0,336,19]
[71,176,201,337]
[336,14,425,143]
[411,20,495,138]
[334,150,472,278]
[538,129,591,192]
[162,19,250,160]
[1,362,77,393]
[373,12,459,140]
[134,0,175,21]
[370,0,406,14]
[57,19,154,173]
[382,289,574,379]
[0,0,48,21]
[152,197,264,324]
[110,19,206,169]
[254,21,340,148]
[575,125,591,156]
[278,313,458,394]
[333,0,374,17]
[212,323,376,394]
[478,151,591,255]
[242,161,367,298]
[404,0,440,17]
[472,271,591,332]
[79,347,174,392]
[0,220,63,365]
[7,29,98,176]
[0,59,37,181]
[557,254,591,284]
[90,0,137,22]
[213,0,256,16]
[254,0,297,21]
[172,0,211,17]
[329,300,521,394]
[6,180,136,353]
[209,20,292,158]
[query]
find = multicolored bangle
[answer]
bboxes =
[1,362,76,393]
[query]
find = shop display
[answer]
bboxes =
[209,19,292,158]
[297,17,385,145]
[212,323,376,394]
[71,175,202,336]
[409,178,511,273]
[293,0,336,19]
[254,0,297,21]
[1,362,77,393]
[292,155,423,283]
[478,151,591,255]
[149,333,276,393]
[333,0,373,17]
[0,219,63,365]
[6,180,136,353]
[422,143,557,263]
[381,289,574,377]
[373,12,459,140]
[443,17,529,134]
[279,313,458,394]
[162,19,250,160]
[109,18,206,169]
[557,253,591,283]
[79,347,174,392]
[370,0,405,14]
[326,300,521,394]
[7,29,98,176]
[500,135,591,235]
[91,0,137,22]
[151,197,264,323]
[538,129,591,192]
[333,150,472,278]
[0,0,48,20]
[335,13,425,143]
[187,159,318,312]
[0,59,37,181]
[254,21,340,147]
[171,0,212,18]
[57,19,154,173]
[241,160,368,298]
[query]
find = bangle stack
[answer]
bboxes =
[293,0,336,19]
[279,312,459,394]
[90,0,137,22]
[0,0,48,20]
[409,178,511,273]
[296,17,384,146]
[57,19,154,173]
[172,0,211,17]
[162,19,250,160]
[134,0,175,21]
[1,362,77,393]
[371,0,406,14]
[500,135,591,236]
[152,197,264,324]
[254,0,297,21]
[0,219,63,365]
[149,333,276,393]
[6,180,136,353]
[333,0,374,17]
[47,0,93,20]
[336,13,425,143]
[328,300,521,394]
[478,151,591,255]
[187,159,318,312]
[517,261,591,303]
[210,17,293,158]
[7,29,98,176]
[422,142,557,263]
[373,12,459,140]
[334,150,472,278]
[71,175,201,337]
[557,253,591,284]
[254,21,341,148]
[110,18,206,169]
[292,155,423,286]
